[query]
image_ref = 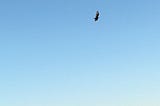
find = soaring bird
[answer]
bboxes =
[94,11,99,21]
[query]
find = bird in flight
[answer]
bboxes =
[94,11,99,21]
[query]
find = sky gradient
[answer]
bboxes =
[0,0,160,106]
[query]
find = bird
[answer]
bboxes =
[94,11,99,21]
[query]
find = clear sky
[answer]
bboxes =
[0,0,160,106]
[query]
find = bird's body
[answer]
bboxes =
[94,11,99,21]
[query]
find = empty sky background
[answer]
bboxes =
[0,0,160,106]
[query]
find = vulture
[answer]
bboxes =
[94,11,99,21]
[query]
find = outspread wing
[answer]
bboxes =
[96,11,99,17]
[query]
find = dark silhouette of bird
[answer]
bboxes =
[94,11,99,21]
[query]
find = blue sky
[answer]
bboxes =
[0,0,160,106]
